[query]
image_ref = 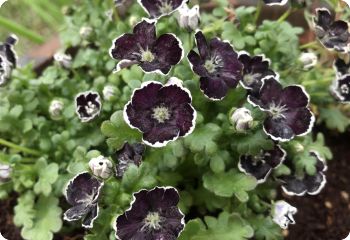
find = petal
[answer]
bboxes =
[65,172,103,206]
[115,142,145,178]
[82,204,99,228]
[304,172,327,195]
[263,117,295,142]
[238,155,272,183]
[133,20,157,49]
[158,85,191,106]
[153,34,183,66]
[334,57,350,77]
[158,206,185,238]
[187,50,208,76]
[315,8,333,29]
[116,213,146,240]
[334,74,350,102]
[263,0,288,5]
[281,176,307,196]
[284,108,314,136]
[280,85,309,108]
[139,0,185,19]
[147,187,180,210]
[124,103,154,133]
[173,104,196,137]
[110,33,140,61]
[131,82,163,110]
[64,203,92,222]
[195,31,209,59]
[143,124,180,147]
[199,76,229,100]
[265,145,286,168]
[249,77,283,109]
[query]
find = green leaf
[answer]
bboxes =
[249,215,282,240]
[33,158,59,196]
[180,212,254,240]
[101,110,142,150]
[184,123,222,155]
[21,196,62,240]
[203,169,257,201]
[233,129,274,155]
[14,191,35,228]
[319,107,350,132]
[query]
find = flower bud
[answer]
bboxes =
[103,85,116,101]
[299,52,317,70]
[272,200,297,229]
[0,164,11,182]
[79,26,93,39]
[49,100,64,120]
[88,156,113,179]
[54,52,72,69]
[176,4,200,31]
[230,107,253,132]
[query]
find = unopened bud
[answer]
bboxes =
[176,4,200,31]
[272,200,297,229]
[54,52,72,69]
[299,52,317,70]
[89,156,113,179]
[49,100,64,120]
[0,164,11,182]
[79,26,93,39]
[230,107,253,132]
[103,85,116,101]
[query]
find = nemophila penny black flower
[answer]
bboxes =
[115,186,185,240]
[187,31,243,100]
[334,57,350,77]
[109,19,183,75]
[248,77,315,142]
[64,172,104,228]
[75,91,102,122]
[314,8,350,52]
[238,51,277,94]
[115,142,146,178]
[0,35,18,86]
[263,0,288,5]
[272,200,297,229]
[238,144,286,183]
[279,151,327,196]
[331,74,350,103]
[138,0,187,19]
[124,79,196,147]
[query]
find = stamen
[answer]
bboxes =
[158,0,173,14]
[204,55,223,73]
[268,102,288,120]
[141,212,163,232]
[340,84,349,95]
[152,105,170,123]
[85,101,99,115]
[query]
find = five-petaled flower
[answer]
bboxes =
[138,0,187,19]
[239,144,286,183]
[64,172,104,228]
[279,151,327,196]
[124,78,196,147]
[331,74,350,103]
[0,35,18,86]
[248,76,315,142]
[187,31,243,100]
[238,51,277,95]
[263,0,288,5]
[115,186,185,240]
[75,91,102,122]
[115,142,146,178]
[314,8,350,52]
[272,200,297,229]
[109,19,183,75]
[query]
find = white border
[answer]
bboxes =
[137,0,187,20]
[114,186,185,240]
[74,91,102,123]
[331,74,350,103]
[264,0,288,6]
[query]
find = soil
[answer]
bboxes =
[1,128,349,240]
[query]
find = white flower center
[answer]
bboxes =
[268,102,288,120]
[152,105,170,123]
[85,101,99,115]
[243,73,261,86]
[159,1,173,14]
[141,49,155,62]
[142,212,163,231]
[204,56,223,73]
[340,84,349,95]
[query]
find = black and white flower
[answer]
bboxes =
[272,200,297,229]
[75,91,102,122]
[115,142,145,178]
[331,74,350,103]
[0,35,18,86]
[138,0,187,19]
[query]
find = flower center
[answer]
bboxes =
[243,73,261,86]
[204,56,223,74]
[340,84,349,95]
[152,105,170,123]
[142,212,163,231]
[85,101,99,115]
[159,1,173,14]
[268,102,288,120]
[141,49,155,63]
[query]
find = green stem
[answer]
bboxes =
[0,138,41,156]
[277,8,293,23]
[300,41,319,50]
[0,16,45,44]
[254,0,263,24]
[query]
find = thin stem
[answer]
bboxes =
[254,0,263,24]
[277,8,293,23]
[300,41,319,50]
[0,138,41,156]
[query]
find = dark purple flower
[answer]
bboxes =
[263,0,288,5]
[115,142,146,178]
[238,51,277,94]
[248,77,315,142]
[109,19,183,75]
[314,8,350,52]
[0,35,18,86]
[331,74,350,103]
[124,79,196,147]
[75,91,102,122]
[279,151,327,196]
[138,0,187,19]
[64,172,104,228]
[187,31,243,100]
[334,56,350,77]
[238,144,286,183]
[115,186,185,240]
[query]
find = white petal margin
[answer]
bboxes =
[137,0,187,20]
[63,172,104,228]
[264,0,288,5]
[343,0,350,7]
[114,186,186,240]
[343,232,350,240]
[74,91,102,123]
[0,232,8,240]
